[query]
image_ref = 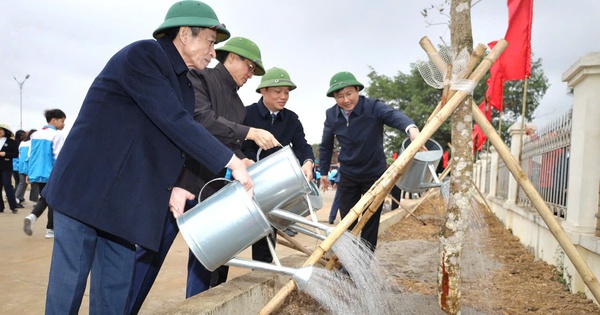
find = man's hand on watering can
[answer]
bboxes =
[247,128,281,150]
[320,176,330,192]
[409,127,428,152]
[169,187,195,218]
[242,158,255,168]
[229,156,255,198]
[301,160,314,182]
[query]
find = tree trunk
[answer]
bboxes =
[438,1,474,314]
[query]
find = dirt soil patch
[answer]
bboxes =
[275,192,600,314]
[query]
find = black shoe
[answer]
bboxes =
[15,204,24,209]
[328,219,334,224]
[12,209,18,214]
[284,228,296,237]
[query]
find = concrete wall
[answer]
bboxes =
[475,52,600,302]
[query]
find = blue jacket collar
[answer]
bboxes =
[157,37,189,77]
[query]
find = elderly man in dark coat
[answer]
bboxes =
[42,2,253,314]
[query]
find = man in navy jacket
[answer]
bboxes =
[243,67,315,263]
[319,71,421,251]
[42,2,253,314]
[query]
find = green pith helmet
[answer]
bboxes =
[326,71,364,97]
[153,0,230,43]
[256,67,297,93]
[216,37,265,75]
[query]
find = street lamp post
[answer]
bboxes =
[14,74,30,130]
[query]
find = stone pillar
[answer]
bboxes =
[488,147,499,199]
[474,160,481,188]
[561,52,600,234]
[480,153,490,193]
[506,122,526,204]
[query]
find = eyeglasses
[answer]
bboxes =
[238,55,256,75]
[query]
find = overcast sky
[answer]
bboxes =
[2,0,599,143]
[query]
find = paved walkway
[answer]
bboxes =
[0,188,340,314]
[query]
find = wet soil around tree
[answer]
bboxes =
[275,192,600,314]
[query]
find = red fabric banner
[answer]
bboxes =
[478,100,492,122]
[472,124,487,152]
[502,0,533,81]
[485,1,533,111]
[486,41,505,112]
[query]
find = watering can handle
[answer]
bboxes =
[255,144,286,162]
[198,177,232,202]
[256,148,262,162]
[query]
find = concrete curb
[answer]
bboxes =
[162,208,407,314]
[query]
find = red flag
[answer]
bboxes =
[486,41,505,111]
[472,124,487,153]
[442,151,449,169]
[501,0,534,80]
[478,100,492,121]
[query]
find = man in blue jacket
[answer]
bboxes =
[242,67,315,262]
[42,2,253,314]
[319,71,422,251]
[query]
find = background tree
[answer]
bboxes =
[365,55,548,155]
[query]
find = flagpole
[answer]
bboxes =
[518,78,529,163]
[498,111,502,139]
[485,99,490,152]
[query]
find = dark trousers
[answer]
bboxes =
[390,186,402,210]
[338,172,383,251]
[46,210,136,315]
[251,228,277,263]
[329,187,341,222]
[0,168,18,211]
[15,173,28,202]
[127,200,220,314]
[31,182,53,229]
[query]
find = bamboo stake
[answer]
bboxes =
[324,187,391,270]
[471,99,600,303]
[276,230,329,266]
[258,39,509,315]
[388,194,426,225]
[468,178,492,213]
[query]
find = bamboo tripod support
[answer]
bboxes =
[258,39,509,315]
[471,101,600,303]
[422,36,600,303]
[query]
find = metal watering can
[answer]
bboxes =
[177,181,271,271]
[248,145,312,213]
[269,209,334,241]
[177,145,313,271]
[268,181,323,231]
[395,138,444,193]
[226,257,313,290]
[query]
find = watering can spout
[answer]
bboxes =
[292,265,313,290]
[225,257,313,290]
